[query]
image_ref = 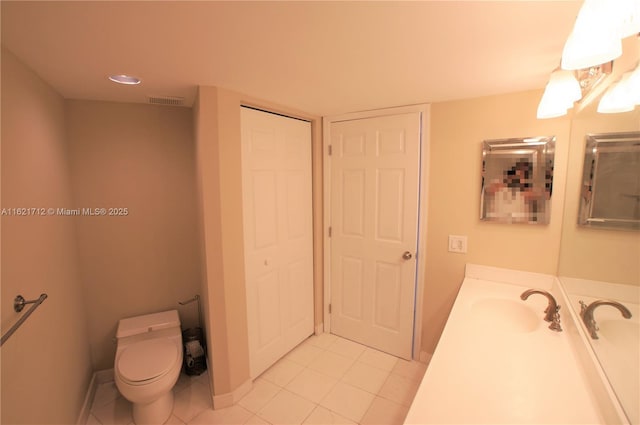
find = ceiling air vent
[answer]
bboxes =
[147,96,185,107]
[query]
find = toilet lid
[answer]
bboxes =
[117,339,179,383]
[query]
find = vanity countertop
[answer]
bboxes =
[404,264,618,424]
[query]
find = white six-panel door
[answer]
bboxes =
[241,107,314,379]
[329,112,421,359]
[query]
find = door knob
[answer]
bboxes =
[402,251,413,260]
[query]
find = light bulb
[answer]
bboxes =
[537,88,569,119]
[597,81,635,113]
[561,0,623,70]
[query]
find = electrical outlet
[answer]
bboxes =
[448,235,468,253]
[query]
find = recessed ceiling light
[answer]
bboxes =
[108,74,141,85]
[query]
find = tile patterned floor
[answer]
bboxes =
[87,333,427,425]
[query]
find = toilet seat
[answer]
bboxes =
[117,338,180,385]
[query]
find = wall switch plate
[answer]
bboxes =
[448,235,468,253]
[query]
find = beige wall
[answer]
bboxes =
[194,86,248,397]
[6,37,633,419]
[558,108,640,285]
[421,89,573,354]
[65,100,202,370]
[1,48,93,424]
[194,86,323,399]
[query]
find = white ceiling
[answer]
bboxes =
[1,1,582,116]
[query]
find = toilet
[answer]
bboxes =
[114,310,183,425]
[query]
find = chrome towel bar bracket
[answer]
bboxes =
[14,294,47,312]
[1,293,48,347]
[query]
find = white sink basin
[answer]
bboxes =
[405,270,608,425]
[470,298,540,333]
[598,320,639,348]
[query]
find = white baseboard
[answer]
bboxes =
[76,372,97,425]
[212,378,253,410]
[95,368,115,384]
[419,351,433,364]
[76,368,114,425]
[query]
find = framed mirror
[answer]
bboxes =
[560,107,640,425]
[578,131,640,230]
[480,136,555,224]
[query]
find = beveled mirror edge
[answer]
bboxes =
[578,131,640,231]
[480,136,556,224]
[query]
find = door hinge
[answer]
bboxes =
[328,226,332,237]
[328,145,332,156]
[329,304,332,314]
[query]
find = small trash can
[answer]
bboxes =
[182,327,207,376]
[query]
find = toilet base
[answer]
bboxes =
[132,390,174,425]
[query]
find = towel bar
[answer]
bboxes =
[1,293,48,346]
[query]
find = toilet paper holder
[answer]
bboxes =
[178,294,202,329]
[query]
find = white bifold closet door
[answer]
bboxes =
[240,107,314,379]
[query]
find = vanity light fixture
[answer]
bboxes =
[574,61,613,94]
[597,64,640,113]
[536,90,569,119]
[108,74,141,85]
[597,81,634,113]
[620,0,640,38]
[538,0,639,119]
[627,66,640,104]
[561,21,621,71]
[560,0,640,71]
[537,62,614,119]
[536,69,583,119]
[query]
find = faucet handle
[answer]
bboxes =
[579,300,587,314]
[549,305,562,332]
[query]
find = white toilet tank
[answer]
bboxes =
[116,310,181,343]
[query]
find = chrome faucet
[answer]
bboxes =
[579,299,632,340]
[520,289,562,332]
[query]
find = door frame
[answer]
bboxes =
[322,104,431,361]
